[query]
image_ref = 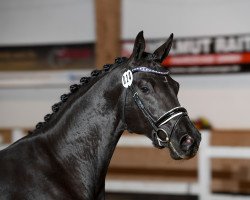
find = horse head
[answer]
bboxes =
[123,31,201,160]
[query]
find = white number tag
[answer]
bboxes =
[122,70,133,88]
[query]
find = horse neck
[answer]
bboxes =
[43,68,126,196]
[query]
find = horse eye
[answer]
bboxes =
[140,86,150,94]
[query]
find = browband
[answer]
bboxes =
[131,66,169,75]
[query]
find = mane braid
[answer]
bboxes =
[29,57,128,135]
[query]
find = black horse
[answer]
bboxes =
[0,32,201,200]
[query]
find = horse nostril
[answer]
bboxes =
[180,135,194,151]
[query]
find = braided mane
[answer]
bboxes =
[29,57,128,134]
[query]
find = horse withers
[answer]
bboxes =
[0,32,201,200]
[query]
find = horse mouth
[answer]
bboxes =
[168,141,199,160]
[151,130,200,160]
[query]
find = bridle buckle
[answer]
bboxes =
[154,128,169,147]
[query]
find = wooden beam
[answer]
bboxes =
[95,0,121,68]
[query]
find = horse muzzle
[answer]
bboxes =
[152,115,201,160]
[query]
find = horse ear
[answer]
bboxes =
[152,33,174,63]
[129,31,145,60]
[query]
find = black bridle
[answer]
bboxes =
[123,67,188,147]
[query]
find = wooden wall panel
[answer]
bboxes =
[0,129,11,144]
[110,147,197,170]
[211,129,250,146]
[1,128,250,193]
[108,130,250,194]
[95,0,121,68]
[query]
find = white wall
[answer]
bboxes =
[1,0,250,129]
[175,74,250,129]
[2,73,250,129]
[0,87,67,128]
[122,0,250,38]
[0,0,95,45]
[0,70,90,128]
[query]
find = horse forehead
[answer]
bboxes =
[134,72,167,83]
